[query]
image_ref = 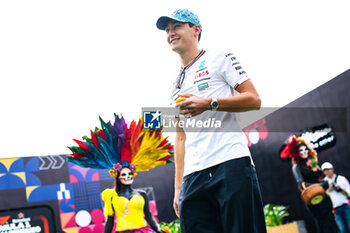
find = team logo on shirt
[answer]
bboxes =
[198,60,206,69]
[194,70,209,80]
[197,82,209,91]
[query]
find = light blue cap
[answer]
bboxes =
[156,9,201,31]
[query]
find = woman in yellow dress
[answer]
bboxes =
[103,162,165,233]
[67,114,173,233]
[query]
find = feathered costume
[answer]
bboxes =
[67,114,174,233]
[280,135,319,171]
[67,114,174,174]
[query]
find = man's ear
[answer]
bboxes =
[194,25,201,38]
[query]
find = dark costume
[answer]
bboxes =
[281,136,339,233]
[293,161,339,233]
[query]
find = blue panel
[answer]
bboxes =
[85,181,101,195]
[25,173,42,186]
[27,184,60,202]
[86,169,99,181]
[60,198,75,213]
[0,162,7,173]
[68,168,84,182]
[25,158,40,172]
[98,170,112,181]
[0,174,25,190]
[89,195,103,210]
[9,159,24,172]
[72,182,86,197]
[74,195,89,211]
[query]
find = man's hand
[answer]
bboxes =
[173,189,181,217]
[175,94,211,117]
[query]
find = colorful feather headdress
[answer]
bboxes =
[67,114,174,176]
[280,135,320,171]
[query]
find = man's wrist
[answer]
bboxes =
[204,98,212,110]
[174,185,182,193]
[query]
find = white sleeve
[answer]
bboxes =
[339,175,350,195]
[220,52,249,90]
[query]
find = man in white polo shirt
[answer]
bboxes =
[322,162,350,233]
[156,9,266,233]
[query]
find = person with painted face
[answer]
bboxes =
[67,114,173,233]
[103,162,166,233]
[280,135,339,233]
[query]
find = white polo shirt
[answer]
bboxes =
[171,49,252,176]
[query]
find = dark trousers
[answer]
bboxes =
[179,157,267,233]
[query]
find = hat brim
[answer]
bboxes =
[156,16,186,30]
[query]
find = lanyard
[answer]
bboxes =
[176,50,206,89]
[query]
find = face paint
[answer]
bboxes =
[118,168,134,185]
[299,145,308,159]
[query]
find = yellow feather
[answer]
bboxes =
[131,129,171,172]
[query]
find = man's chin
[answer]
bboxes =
[171,46,183,54]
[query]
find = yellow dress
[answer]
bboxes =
[102,189,148,231]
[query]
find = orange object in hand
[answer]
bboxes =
[175,97,187,104]
[163,226,170,233]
